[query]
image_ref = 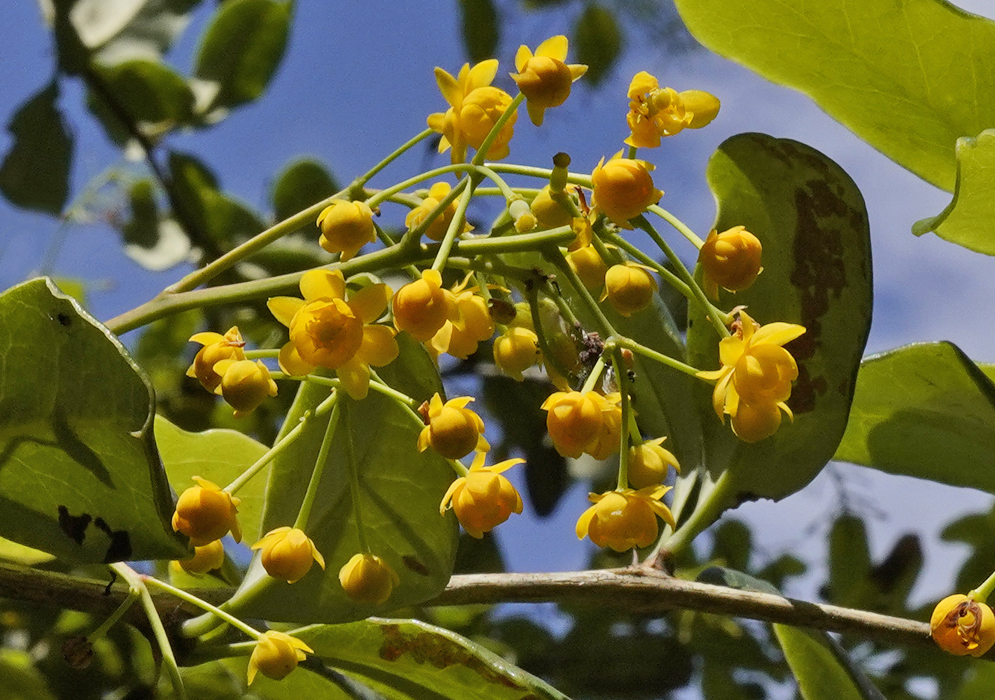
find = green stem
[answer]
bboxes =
[224,392,339,495]
[634,216,729,338]
[474,165,518,201]
[972,571,995,603]
[294,399,341,531]
[471,93,525,167]
[342,402,370,553]
[88,577,139,642]
[432,173,478,271]
[142,575,261,640]
[626,145,638,160]
[647,204,705,248]
[527,286,575,386]
[111,564,186,700]
[486,163,593,189]
[365,164,470,211]
[459,226,575,253]
[611,350,633,491]
[581,354,607,394]
[612,337,702,379]
[546,247,617,338]
[658,471,733,558]
[353,127,434,189]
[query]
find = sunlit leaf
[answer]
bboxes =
[70,0,203,62]
[835,341,995,493]
[912,129,995,255]
[90,59,195,130]
[671,0,995,191]
[0,279,187,563]
[0,83,73,215]
[573,3,622,86]
[679,133,871,539]
[193,0,291,114]
[460,0,499,62]
[0,649,57,700]
[118,179,192,270]
[774,626,886,700]
[227,335,458,623]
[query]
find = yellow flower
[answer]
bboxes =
[405,182,473,242]
[392,269,461,343]
[541,390,614,458]
[591,154,663,228]
[510,35,587,126]
[171,476,241,546]
[417,393,489,459]
[428,60,517,163]
[697,311,806,442]
[625,71,720,148]
[268,270,399,400]
[213,359,278,417]
[567,245,608,292]
[247,631,313,685]
[698,226,763,299]
[628,437,680,489]
[602,263,658,316]
[440,452,524,538]
[251,527,326,584]
[427,277,495,360]
[530,185,575,229]
[931,594,995,657]
[317,200,376,261]
[173,540,225,576]
[493,326,541,381]
[575,486,675,552]
[186,326,246,393]
[586,392,623,461]
[339,553,400,604]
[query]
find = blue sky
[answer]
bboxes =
[2,0,995,631]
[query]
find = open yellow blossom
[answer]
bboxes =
[628,437,680,489]
[427,277,494,360]
[405,182,473,242]
[510,35,587,126]
[317,200,376,261]
[339,553,400,604]
[213,358,278,417]
[418,393,489,459]
[591,154,662,228]
[625,71,720,148]
[697,311,805,442]
[586,392,623,461]
[247,631,313,685]
[428,60,517,163]
[251,527,325,584]
[541,390,616,458]
[393,269,461,342]
[186,326,246,393]
[171,477,241,546]
[268,270,399,400]
[931,594,995,657]
[698,226,763,299]
[440,452,524,538]
[576,486,675,552]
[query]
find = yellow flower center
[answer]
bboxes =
[291,298,364,369]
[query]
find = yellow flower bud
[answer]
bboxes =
[247,631,313,685]
[492,326,540,381]
[575,486,675,552]
[628,438,680,489]
[417,393,489,459]
[698,226,763,299]
[586,392,623,461]
[440,453,524,538]
[173,540,225,576]
[541,390,609,458]
[251,527,326,584]
[392,270,457,342]
[186,326,246,393]
[931,594,995,657]
[460,86,517,160]
[214,359,278,417]
[317,200,376,261]
[531,185,574,229]
[509,198,537,232]
[429,289,494,360]
[567,245,608,291]
[511,36,587,126]
[603,263,658,317]
[405,182,471,242]
[171,477,241,546]
[591,156,662,228]
[339,553,400,605]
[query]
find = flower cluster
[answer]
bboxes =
[541,390,622,459]
[187,327,277,417]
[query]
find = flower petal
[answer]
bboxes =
[301,269,346,301]
[337,357,371,400]
[356,325,399,367]
[348,283,391,324]
[536,35,568,61]
[434,67,463,108]
[278,342,315,377]
[466,59,499,91]
[751,322,806,348]
[514,44,533,73]
[267,297,305,328]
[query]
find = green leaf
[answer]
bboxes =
[912,129,995,255]
[825,515,872,607]
[271,157,339,223]
[247,619,571,700]
[0,83,73,215]
[69,0,204,62]
[681,134,871,533]
[155,416,269,543]
[0,279,187,563]
[193,0,291,113]
[573,3,622,86]
[460,0,499,62]
[0,649,57,700]
[671,0,995,192]
[774,626,886,700]
[91,59,195,128]
[227,335,458,623]
[835,341,995,493]
[118,179,191,271]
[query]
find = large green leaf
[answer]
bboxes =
[226,335,458,623]
[774,626,885,700]
[0,83,73,215]
[245,619,569,700]
[90,59,195,128]
[572,3,622,86]
[69,0,203,62]
[835,341,995,492]
[912,129,995,255]
[155,416,269,543]
[271,157,339,223]
[460,0,499,63]
[0,279,187,563]
[193,0,291,114]
[0,649,57,700]
[672,0,995,192]
[678,134,871,540]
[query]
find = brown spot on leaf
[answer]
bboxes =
[402,556,431,577]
